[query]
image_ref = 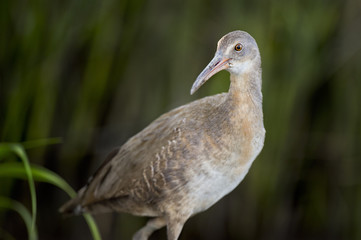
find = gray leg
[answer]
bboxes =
[132,217,166,240]
[166,216,189,240]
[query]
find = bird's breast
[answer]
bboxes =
[187,150,253,214]
[185,104,264,214]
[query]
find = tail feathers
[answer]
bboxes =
[59,197,85,216]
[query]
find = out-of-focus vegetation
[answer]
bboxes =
[0,0,360,239]
[0,141,101,240]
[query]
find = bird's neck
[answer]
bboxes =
[228,66,263,113]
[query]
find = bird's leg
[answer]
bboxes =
[132,217,166,240]
[166,216,189,240]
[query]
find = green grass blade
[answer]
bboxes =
[0,161,101,240]
[83,214,102,240]
[0,162,76,197]
[0,144,37,235]
[0,197,38,240]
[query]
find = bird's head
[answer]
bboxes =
[191,30,260,95]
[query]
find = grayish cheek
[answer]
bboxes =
[224,45,234,56]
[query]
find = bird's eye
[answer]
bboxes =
[234,43,243,51]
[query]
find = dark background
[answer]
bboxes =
[1,0,361,239]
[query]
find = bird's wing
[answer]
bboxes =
[77,93,228,208]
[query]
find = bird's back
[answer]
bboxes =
[60,93,237,216]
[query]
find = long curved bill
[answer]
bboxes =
[190,54,231,95]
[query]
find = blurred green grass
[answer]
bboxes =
[0,142,101,240]
[0,0,361,239]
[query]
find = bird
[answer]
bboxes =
[60,30,265,240]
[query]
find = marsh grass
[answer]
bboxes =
[0,140,101,240]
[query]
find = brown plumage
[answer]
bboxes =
[60,30,265,240]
